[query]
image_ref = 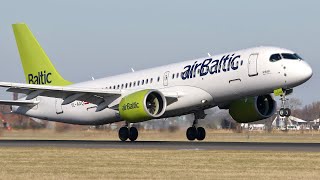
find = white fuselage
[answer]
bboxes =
[12,46,312,125]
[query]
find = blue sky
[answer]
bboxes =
[0,0,319,105]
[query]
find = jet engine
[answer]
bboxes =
[229,94,276,123]
[119,90,167,123]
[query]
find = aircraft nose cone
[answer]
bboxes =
[302,62,313,81]
[286,61,313,88]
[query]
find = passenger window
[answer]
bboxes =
[129,82,132,87]
[157,76,160,82]
[176,73,179,78]
[146,79,149,84]
[121,84,124,89]
[172,74,175,79]
[270,54,281,62]
[137,81,140,86]
[113,85,115,89]
[133,81,136,87]
[117,85,120,89]
[142,80,144,85]
[150,78,153,83]
[125,83,128,88]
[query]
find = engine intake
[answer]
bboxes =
[119,90,166,123]
[229,94,276,123]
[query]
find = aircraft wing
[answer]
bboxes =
[0,82,180,111]
[0,82,121,96]
[0,82,122,108]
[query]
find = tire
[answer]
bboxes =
[279,108,285,117]
[119,127,129,141]
[129,127,138,141]
[285,108,291,117]
[197,127,206,141]
[186,127,197,141]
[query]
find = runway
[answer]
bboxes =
[1,140,320,151]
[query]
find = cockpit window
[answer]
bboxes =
[294,53,303,60]
[270,54,282,62]
[270,53,303,62]
[281,53,299,60]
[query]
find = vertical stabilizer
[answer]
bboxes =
[12,23,72,86]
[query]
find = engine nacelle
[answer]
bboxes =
[229,95,276,123]
[119,90,167,123]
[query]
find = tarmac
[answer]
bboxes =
[1,140,320,151]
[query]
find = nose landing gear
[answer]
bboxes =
[279,89,292,117]
[279,108,291,117]
[186,111,207,141]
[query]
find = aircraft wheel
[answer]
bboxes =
[119,127,129,141]
[129,127,138,141]
[197,127,206,141]
[186,127,197,141]
[279,108,286,117]
[285,108,291,117]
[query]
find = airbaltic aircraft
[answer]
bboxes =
[0,23,312,141]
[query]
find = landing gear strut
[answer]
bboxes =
[279,89,292,117]
[118,122,138,141]
[186,111,206,141]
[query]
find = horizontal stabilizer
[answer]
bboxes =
[0,100,39,106]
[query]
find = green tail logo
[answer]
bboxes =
[12,23,72,86]
[28,70,52,85]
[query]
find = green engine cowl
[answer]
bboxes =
[119,90,167,123]
[229,95,276,123]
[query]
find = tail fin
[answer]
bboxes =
[12,23,72,86]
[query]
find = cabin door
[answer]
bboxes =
[248,53,259,77]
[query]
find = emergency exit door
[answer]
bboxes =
[55,98,63,114]
[163,71,170,86]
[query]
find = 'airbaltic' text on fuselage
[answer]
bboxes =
[182,54,243,80]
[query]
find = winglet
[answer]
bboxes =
[12,23,72,86]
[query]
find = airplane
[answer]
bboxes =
[0,23,312,141]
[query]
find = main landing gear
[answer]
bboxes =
[186,111,206,141]
[118,122,138,141]
[279,89,292,117]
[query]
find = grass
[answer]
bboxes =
[2,129,320,143]
[0,147,319,180]
[1,130,320,179]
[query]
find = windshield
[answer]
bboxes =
[270,54,282,62]
[294,53,303,60]
[269,53,303,62]
[281,53,299,60]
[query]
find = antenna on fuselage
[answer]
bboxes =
[131,68,135,72]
